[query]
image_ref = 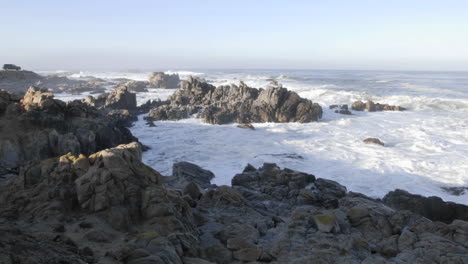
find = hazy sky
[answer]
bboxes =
[1,0,467,71]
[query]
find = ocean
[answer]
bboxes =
[52,69,468,204]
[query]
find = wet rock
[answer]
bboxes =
[441,186,468,196]
[363,137,385,146]
[352,100,405,112]
[237,123,255,130]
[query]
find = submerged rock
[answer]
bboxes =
[237,123,255,130]
[363,137,385,146]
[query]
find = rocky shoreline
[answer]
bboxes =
[0,72,467,263]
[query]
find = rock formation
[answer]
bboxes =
[83,86,137,111]
[148,72,181,88]
[145,77,323,125]
[0,87,136,171]
[0,146,466,263]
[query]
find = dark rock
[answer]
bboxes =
[237,123,255,130]
[383,189,468,222]
[171,162,215,189]
[0,87,137,168]
[441,186,468,196]
[363,137,385,146]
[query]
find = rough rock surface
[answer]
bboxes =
[0,148,467,263]
[0,87,136,170]
[145,77,323,124]
[148,72,181,88]
[84,86,137,111]
[383,189,468,223]
[352,100,406,112]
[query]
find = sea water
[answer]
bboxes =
[53,69,468,204]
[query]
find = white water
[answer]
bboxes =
[54,69,468,204]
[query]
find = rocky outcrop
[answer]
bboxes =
[352,100,406,112]
[148,72,180,88]
[0,87,136,170]
[0,70,43,92]
[0,70,109,94]
[145,77,323,125]
[0,148,467,263]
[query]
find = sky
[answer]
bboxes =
[1,0,467,71]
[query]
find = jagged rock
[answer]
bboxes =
[148,72,180,88]
[145,77,323,124]
[363,137,385,146]
[352,100,406,112]
[0,88,136,168]
[383,189,468,223]
[84,86,137,111]
[1,145,467,263]
[170,162,215,189]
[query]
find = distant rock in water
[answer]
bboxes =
[330,104,352,115]
[0,87,136,170]
[237,123,255,130]
[145,77,323,125]
[352,100,406,112]
[363,137,385,146]
[148,72,180,88]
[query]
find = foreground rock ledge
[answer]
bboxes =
[0,144,467,263]
[145,77,323,125]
